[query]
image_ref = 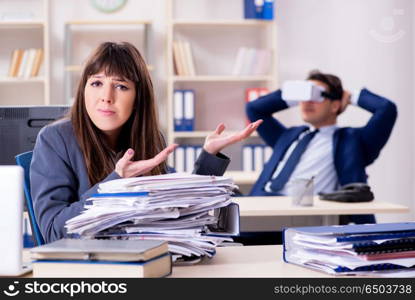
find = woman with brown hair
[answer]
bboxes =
[30,42,261,243]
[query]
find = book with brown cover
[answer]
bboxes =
[31,49,44,77]
[9,49,24,77]
[173,41,185,76]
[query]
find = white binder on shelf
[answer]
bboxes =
[183,90,195,131]
[174,146,185,173]
[174,90,184,131]
[264,146,273,164]
[253,145,264,172]
[242,145,254,172]
[185,146,196,173]
[195,146,203,159]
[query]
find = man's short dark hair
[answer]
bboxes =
[307,70,343,101]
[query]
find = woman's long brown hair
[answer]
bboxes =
[70,41,167,186]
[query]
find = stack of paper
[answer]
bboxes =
[66,173,239,262]
[283,222,415,276]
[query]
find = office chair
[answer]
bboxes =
[15,151,45,246]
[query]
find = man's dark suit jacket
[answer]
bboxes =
[246,88,397,197]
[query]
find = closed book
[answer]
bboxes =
[184,42,196,76]
[10,49,24,77]
[30,238,168,262]
[8,49,19,77]
[24,48,37,78]
[33,253,172,278]
[17,49,29,78]
[173,42,185,76]
[178,41,190,76]
[31,49,44,77]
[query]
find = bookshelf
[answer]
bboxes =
[0,0,50,105]
[166,0,278,185]
[63,20,153,104]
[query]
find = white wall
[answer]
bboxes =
[44,0,414,222]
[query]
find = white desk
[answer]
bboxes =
[233,196,409,217]
[171,245,330,278]
[233,196,409,227]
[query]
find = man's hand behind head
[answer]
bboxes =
[339,90,351,114]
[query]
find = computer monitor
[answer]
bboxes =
[0,106,70,165]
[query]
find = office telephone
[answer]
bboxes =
[319,183,374,203]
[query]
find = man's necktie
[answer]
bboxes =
[269,129,319,192]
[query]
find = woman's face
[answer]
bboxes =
[84,72,136,139]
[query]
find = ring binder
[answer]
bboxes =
[283,222,415,275]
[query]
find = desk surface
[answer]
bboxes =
[233,196,409,217]
[23,245,328,278]
[171,245,330,278]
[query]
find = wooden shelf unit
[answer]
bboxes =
[166,0,278,185]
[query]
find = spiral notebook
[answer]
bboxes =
[283,222,415,275]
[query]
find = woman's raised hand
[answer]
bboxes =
[203,119,263,155]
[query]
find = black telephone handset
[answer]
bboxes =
[319,183,374,203]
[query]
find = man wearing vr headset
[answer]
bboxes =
[246,70,397,226]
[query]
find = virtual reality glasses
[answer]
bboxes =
[281,80,338,102]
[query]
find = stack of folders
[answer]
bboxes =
[30,239,171,278]
[283,222,415,276]
[173,145,203,173]
[174,89,195,131]
[65,173,239,263]
[242,144,273,172]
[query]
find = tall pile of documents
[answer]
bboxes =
[283,222,415,276]
[66,173,239,262]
